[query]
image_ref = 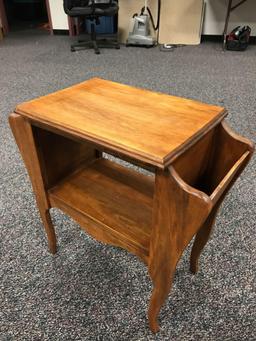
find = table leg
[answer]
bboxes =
[9,113,57,254]
[148,263,177,333]
[223,0,233,48]
[148,168,211,332]
[190,207,218,274]
[148,169,178,333]
[39,209,57,254]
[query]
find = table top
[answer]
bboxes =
[15,78,227,168]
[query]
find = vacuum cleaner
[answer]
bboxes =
[126,0,161,47]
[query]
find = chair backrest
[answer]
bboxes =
[64,0,113,12]
[64,1,89,13]
[92,0,113,3]
[91,0,114,10]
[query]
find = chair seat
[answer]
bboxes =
[68,2,118,17]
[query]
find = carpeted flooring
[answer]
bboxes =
[0,29,255,341]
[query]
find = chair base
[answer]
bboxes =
[71,16,120,55]
[71,36,120,54]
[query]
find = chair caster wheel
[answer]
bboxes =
[95,51,100,55]
[71,47,75,52]
[115,45,120,49]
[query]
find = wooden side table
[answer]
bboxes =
[9,78,254,332]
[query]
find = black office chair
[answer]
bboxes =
[63,0,119,54]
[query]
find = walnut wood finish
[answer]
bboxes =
[9,78,254,333]
[148,167,212,332]
[9,114,99,253]
[32,126,97,189]
[9,113,57,254]
[48,158,154,264]
[15,78,227,168]
[190,121,254,274]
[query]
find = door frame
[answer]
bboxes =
[0,0,53,35]
[0,0,9,34]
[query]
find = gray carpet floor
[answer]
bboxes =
[0,29,255,341]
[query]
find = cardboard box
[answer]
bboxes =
[158,0,205,45]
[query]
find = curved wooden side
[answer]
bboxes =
[147,119,254,332]
[190,120,254,274]
[221,120,254,152]
[147,167,212,333]
[9,113,100,254]
[9,113,57,254]
[210,150,250,205]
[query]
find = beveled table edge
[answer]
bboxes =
[14,107,228,169]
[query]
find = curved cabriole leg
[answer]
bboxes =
[190,208,218,274]
[148,261,177,333]
[9,113,57,253]
[40,209,57,254]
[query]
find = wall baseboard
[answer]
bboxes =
[202,34,256,44]
[52,31,256,44]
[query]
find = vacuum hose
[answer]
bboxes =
[141,0,161,31]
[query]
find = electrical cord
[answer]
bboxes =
[140,0,161,32]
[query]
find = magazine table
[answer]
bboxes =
[9,78,254,333]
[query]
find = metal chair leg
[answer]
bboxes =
[92,40,100,54]
[70,18,119,54]
[223,0,233,49]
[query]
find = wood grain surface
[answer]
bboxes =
[9,113,57,254]
[10,79,254,333]
[48,158,154,263]
[15,78,227,168]
[148,166,212,332]
[32,126,98,189]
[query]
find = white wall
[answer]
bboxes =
[203,0,256,35]
[48,0,256,35]
[48,0,68,30]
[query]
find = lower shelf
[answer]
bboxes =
[48,158,154,262]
